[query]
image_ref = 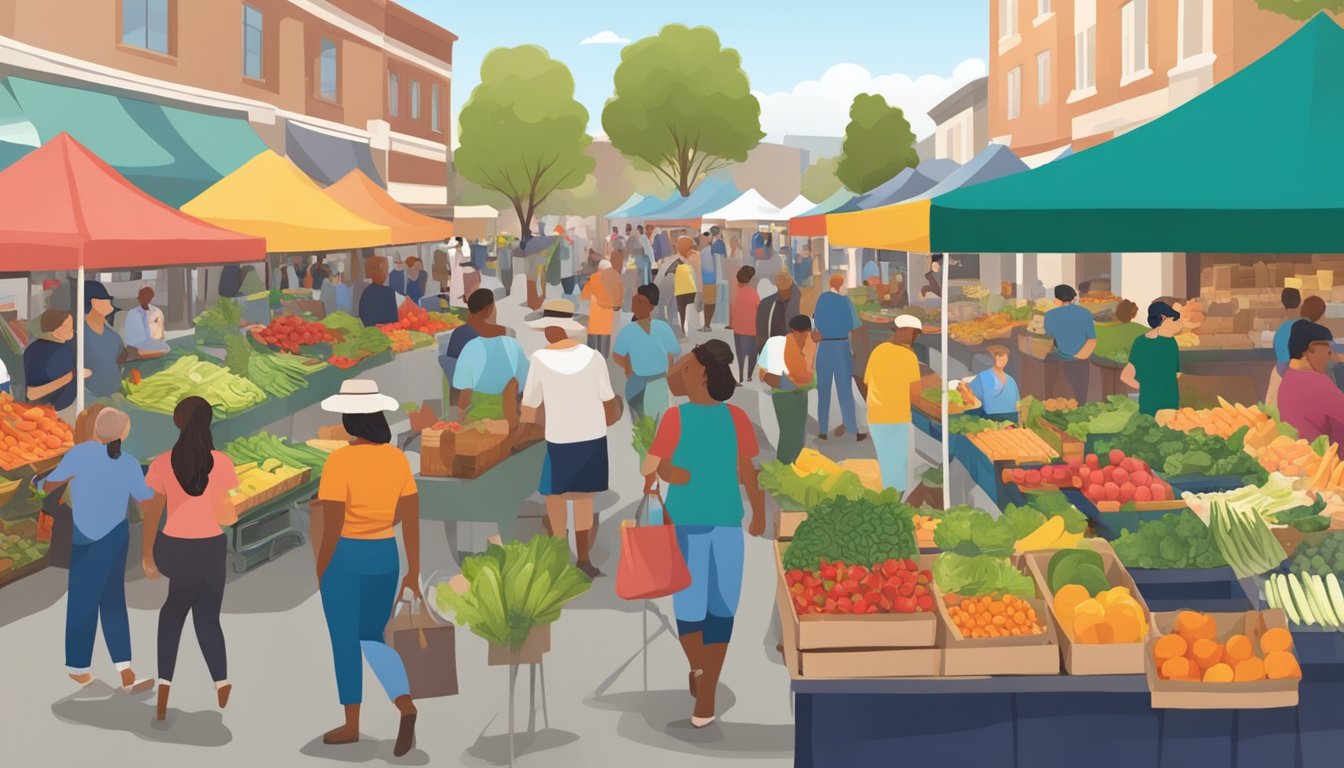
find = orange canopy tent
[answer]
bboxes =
[0,133,265,271]
[324,170,453,245]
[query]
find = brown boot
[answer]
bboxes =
[323,704,361,745]
[393,695,417,757]
[156,683,170,721]
[693,642,729,726]
[677,632,706,699]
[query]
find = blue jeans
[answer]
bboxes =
[635,254,652,285]
[320,537,410,705]
[870,422,912,493]
[816,340,858,435]
[66,520,132,672]
[674,526,744,646]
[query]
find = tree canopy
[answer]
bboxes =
[801,156,843,201]
[835,94,918,195]
[602,24,764,197]
[455,45,594,240]
[1255,0,1344,19]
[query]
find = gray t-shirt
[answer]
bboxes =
[82,322,125,398]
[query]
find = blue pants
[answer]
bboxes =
[674,526,744,646]
[320,538,411,705]
[871,422,912,493]
[816,340,858,435]
[66,520,132,672]
[635,254,652,285]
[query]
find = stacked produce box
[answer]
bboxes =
[420,419,513,479]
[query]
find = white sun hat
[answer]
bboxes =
[894,314,923,330]
[321,379,400,414]
[526,298,586,333]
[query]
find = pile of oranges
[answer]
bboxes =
[947,593,1046,640]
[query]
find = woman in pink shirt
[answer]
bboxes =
[1279,321,1344,445]
[731,266,761,382]
[141,396,240,721]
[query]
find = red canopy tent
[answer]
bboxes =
[0,133,266,410]
[0,133,265,271]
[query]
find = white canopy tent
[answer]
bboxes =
[776,194,817,220]
[700,189,786,224]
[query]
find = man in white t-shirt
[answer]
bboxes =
[522,299,623,578]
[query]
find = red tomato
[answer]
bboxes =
[1108,449,1126,466]
[1105,482,1121,501]
[1085,454,1101,469]
[1134,485,1153,502]
[1025,469,1042,485]
[1120,482,1137,501]
[1112,467,1130,484]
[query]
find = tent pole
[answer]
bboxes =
[940,255,950,510]
[76,265,85,414]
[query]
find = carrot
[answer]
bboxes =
[1259,627,1293,655]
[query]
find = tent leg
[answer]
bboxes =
[76,265,85,414]
[941,255,950,511]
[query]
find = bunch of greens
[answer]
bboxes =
[1271,497,1330,533]
[1112,510,1227,569]
[782,491,918,570]
[758,460,869,511]
[948,415,1013,435]
[933,553,1036,598]
[326,314,392,359]
[194,298,243,333]
[631,415,657,461]
[1289,531,1344,577]
[224,334,253,376]
[1040,395,1138,440]
[1003,303,1034,322]
[934,505,1045,557]
[919,466,944,488]
[922,387,964,408]
[1093,416,1267,482]
[1009,489,1089,534]
[434,536,591,650]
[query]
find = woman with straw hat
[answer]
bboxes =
[313,380,422,757]
[44,406,155,694]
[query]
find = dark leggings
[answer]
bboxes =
[677,294,695,333]
[734,334,758,381]
[155,533,228,683]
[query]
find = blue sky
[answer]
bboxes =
[401,0,989,140]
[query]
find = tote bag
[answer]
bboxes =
[616,481,691,601]
[386,596,459,699]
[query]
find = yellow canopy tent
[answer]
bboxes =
[324,169,453,245]
[825,145,1029,251]
[182,150,391,251]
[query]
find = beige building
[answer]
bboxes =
[0,0,455,213]
[929,76,988,163]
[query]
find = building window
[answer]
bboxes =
[1038,0,1051,15]
[122,0,171,55]
[1037,50,1051,105]
[1122,0,1150,80]
[431,83,442,133]
[389,72,400,117]
[1007,67,1021,120]
[1074,0,1097,95]
[1179,0,1211,60]
[242,5,263,80]
[411,81,421,120]
[319,37,338,100]
[1000,0,1019,38]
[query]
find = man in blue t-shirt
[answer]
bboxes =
[1043,284,1096,400]
[23,309,84,412]
[812,273,865,442]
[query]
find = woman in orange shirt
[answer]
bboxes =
[142,396,240,722]
[314,380,423,758]
[582,258,623,357]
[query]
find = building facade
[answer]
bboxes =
[929,76,988,164]
[0,0,454,213]
[989,0,1334,166]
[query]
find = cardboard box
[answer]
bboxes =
[1024,548,1151,675]
[1145,610,1298,709]
[774,572,942,679]
[936,587,1062,677]
[777,510,807,541]
[777,543,937,650]
[1319,270,1335,291]
[317,424,352,442]
[1212,265,1234,291]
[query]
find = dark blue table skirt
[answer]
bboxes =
[793,669,1344,768]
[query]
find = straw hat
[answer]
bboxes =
[526,299,585,333]
[321,379,399,414]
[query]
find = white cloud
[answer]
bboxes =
[580,30,630,46]
[753,58,987,141]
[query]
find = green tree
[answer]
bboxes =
[835,94,918,195]
[1255,0,1344,20]
[602,24,764,197]
[801,156,843,201]
[455,46,594,241]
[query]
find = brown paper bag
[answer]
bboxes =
[385,597,458,699]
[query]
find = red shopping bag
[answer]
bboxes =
[616,479,691,601]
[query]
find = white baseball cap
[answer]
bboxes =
[894,314,923,330]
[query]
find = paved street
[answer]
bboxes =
[0,279,880,768]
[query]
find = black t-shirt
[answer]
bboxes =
[22,338,76,410]
[358,284,399,327]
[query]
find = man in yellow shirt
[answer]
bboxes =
[857,314,924,493]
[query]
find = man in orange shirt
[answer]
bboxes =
[582,258,623,357]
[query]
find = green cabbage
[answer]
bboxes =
[933,553,1037,598]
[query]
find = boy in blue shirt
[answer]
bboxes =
[1043,284,1096,400]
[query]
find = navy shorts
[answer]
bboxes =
[539,437,609,495]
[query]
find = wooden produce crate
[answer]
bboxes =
[1028,418,1085,465]
[420,427,457,478]
[452,441,510,479]
[775,542,940,678]
[1023,547,1152,675]
[935,586,1062,677]
[777,510,807,541]
[1145,610,1298,709]
[232,468,311,517]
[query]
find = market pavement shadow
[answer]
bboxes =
[588,689,793,757]
[0,567,66,629]
[298,735,430,765]
[460,725,580,767]
[50,682,232,746]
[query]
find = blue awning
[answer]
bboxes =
[284,121,383,186]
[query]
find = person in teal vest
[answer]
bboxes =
[643,339,766,729]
